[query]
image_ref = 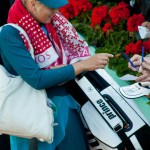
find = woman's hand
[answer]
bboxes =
[135,57,150,82]
[141,56,150,70]
[128,54,142,71]
[72,53,113,75]
[81,53,113,71]
[136,71,150,82]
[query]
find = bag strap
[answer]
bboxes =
[83,71,136,149]
[1,24,38,150]
[2,23,34,59]
[75,75,124,132]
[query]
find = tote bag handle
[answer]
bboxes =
[3,23,34,58]
[1,23,38,150]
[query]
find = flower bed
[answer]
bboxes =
[60,0,150,77]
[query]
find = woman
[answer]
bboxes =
[0,0,15,150]
[0,0,113,150]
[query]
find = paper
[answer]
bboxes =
[119,74,138,81]
[138,26,150,39]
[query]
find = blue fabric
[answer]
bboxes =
[10,108,90,150]
[56,109,90,150]
[0,25,89,150]
[0,25,75,89]
[10,92,80,150]
[38,0,68,8]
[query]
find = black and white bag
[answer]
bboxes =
[68,69,150,150]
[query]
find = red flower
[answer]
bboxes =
[70,0,92,16]
[125,42,133,54]
[127,14,145,32]
[109,2,130,25]
[125,40,143,54]
[60,4,76,20]
[102,23,113,33]
[111,17,120,26]
[143,40,150,53]
[91,5,109,27]
[60,0,92,20]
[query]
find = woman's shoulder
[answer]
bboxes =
[0,24,20,39]
[0,24,23,47]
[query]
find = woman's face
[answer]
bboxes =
[26,0,59,24]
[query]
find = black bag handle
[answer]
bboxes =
[84,71,133,131]
[84,71,136,149]
[102,94,133,132]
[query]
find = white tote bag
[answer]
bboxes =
[0,24,54,143]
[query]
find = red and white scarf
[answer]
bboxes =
[8,0,90,69]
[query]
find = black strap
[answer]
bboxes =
[117,130,135,150]
[84,71,136,149]
[29,138,38,150]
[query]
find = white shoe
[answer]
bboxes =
[119,82,150,99]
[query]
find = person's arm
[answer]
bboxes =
[0,26,75,89]
[0,26,113,89]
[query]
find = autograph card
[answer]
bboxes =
[138,26,150,39]
[119,74,138,81]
